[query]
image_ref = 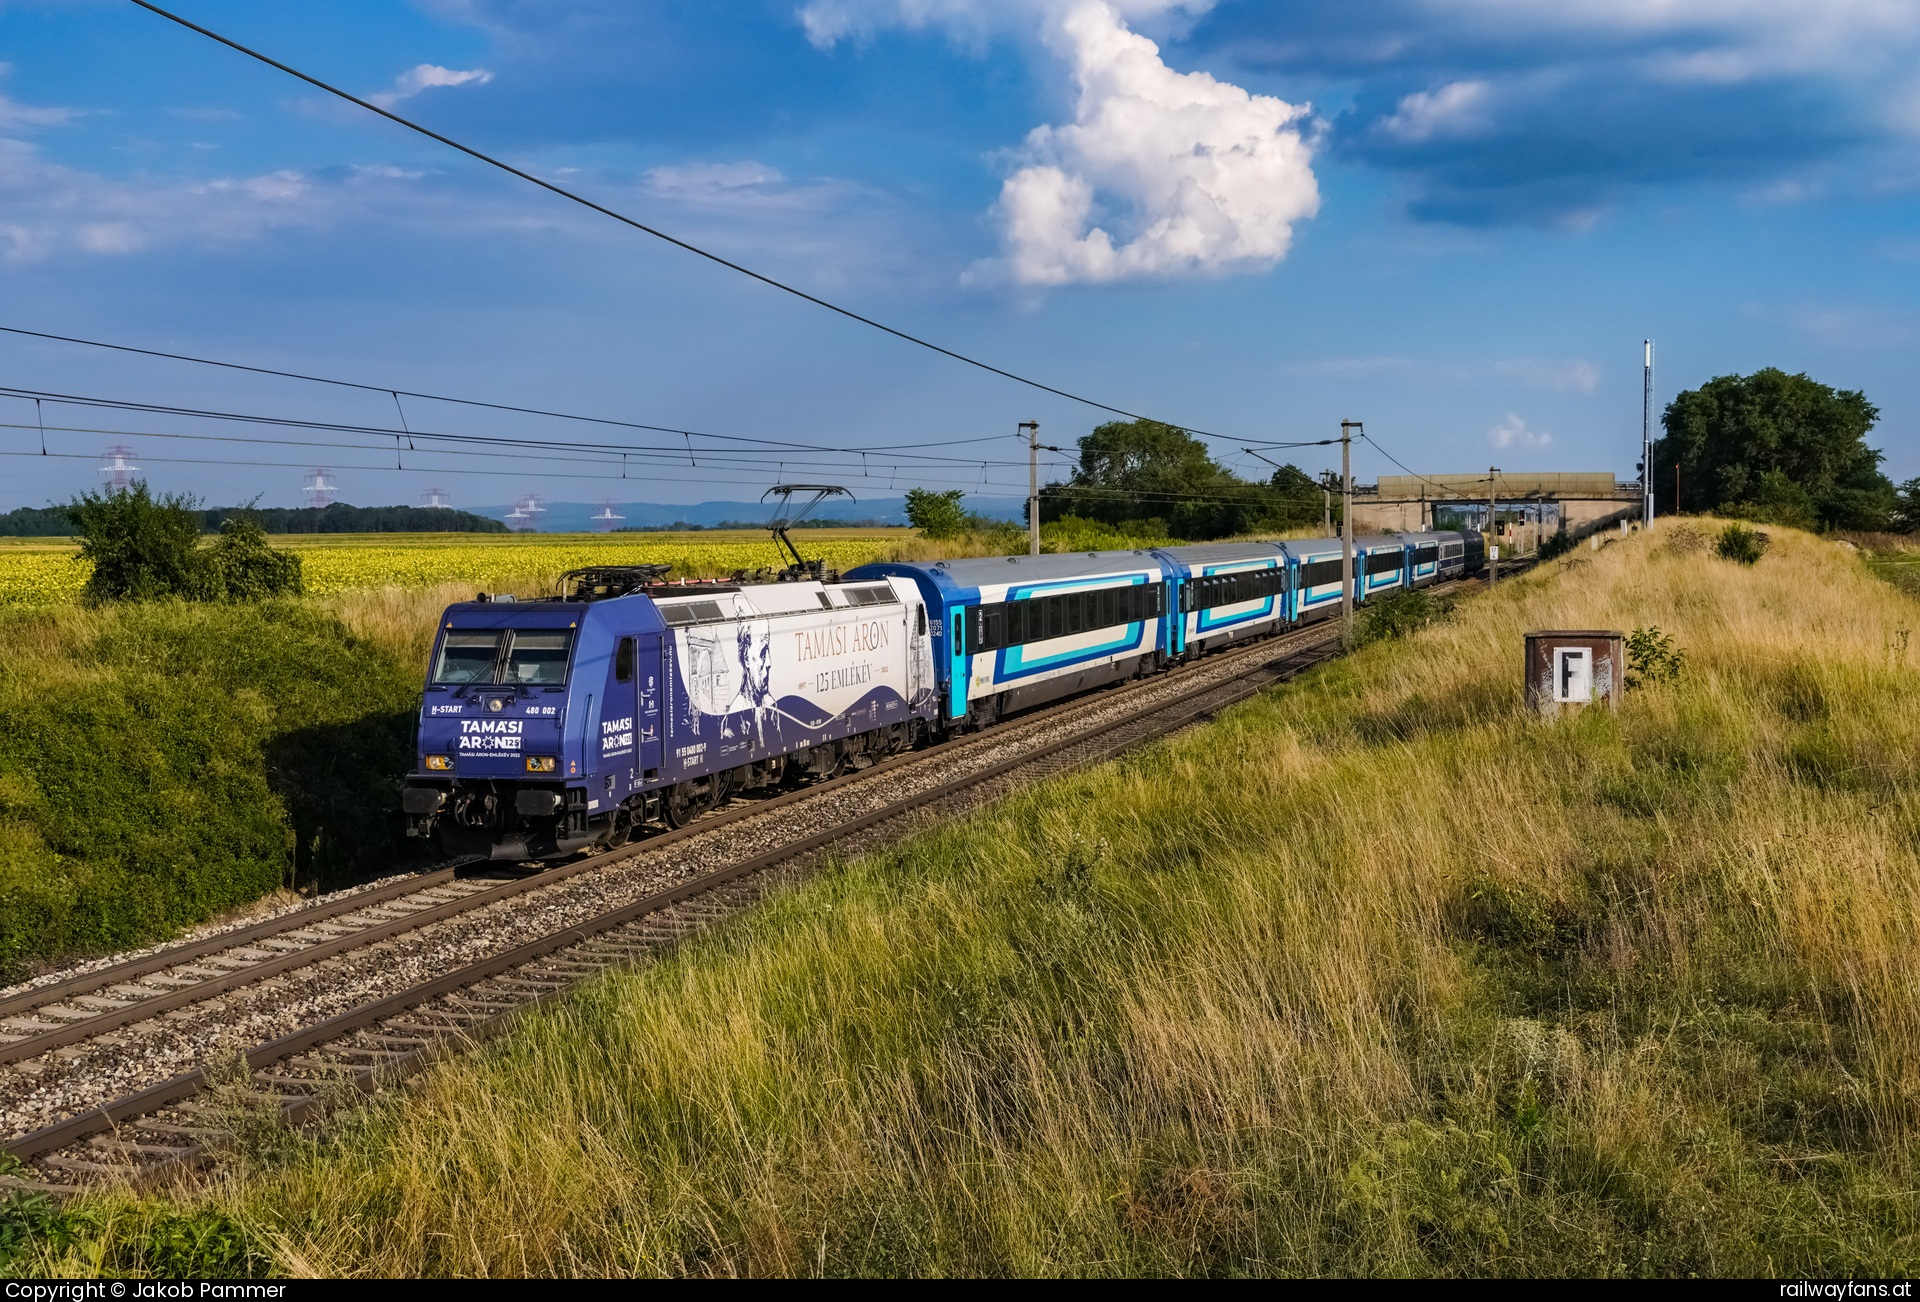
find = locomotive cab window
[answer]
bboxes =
[504,630,574,686]
[433,630,504,684]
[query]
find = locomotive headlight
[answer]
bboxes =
[425,755,453,771]
[525,756,557,773]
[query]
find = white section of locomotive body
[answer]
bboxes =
[650,576,937,779]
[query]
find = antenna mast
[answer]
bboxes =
[1643,339,1655,526]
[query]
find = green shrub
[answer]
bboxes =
[1716,523,1770,565]
[904,487,970,540]
[1346,587,1450,650]
[201,513,304,600]
[0,601,419,977]
[1537,530,1577,561]
[1040,514,1171,553]
[68,482,205,603]
[1627,626,1686,689]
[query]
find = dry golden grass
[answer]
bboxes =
[25,520,1920,1278]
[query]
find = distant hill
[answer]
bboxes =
[0,502,508,537]
[478,496,1028,533]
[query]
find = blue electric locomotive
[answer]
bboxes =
[403,566,939,859]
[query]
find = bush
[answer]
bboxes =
[202,514,304,600]
[1040,514,1170,553]
[1346,587,1450,650]
[904,487,970,540]
[1537,530,1576,561]
[1662,525,1706,555]
[1716,523,1770,565]
[68,482,204,603]
[1626,625,1686,689]
[66,487,302,603]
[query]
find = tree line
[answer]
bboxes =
[0,500,508,537]
[909,420,1329,543]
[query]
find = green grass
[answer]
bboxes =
[21,522,1920,1277]
[0,600,421,979]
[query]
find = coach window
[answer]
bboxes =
[615,636,635,683]
[981,605,1004,651]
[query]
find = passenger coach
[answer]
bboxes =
[846,550,1175,728]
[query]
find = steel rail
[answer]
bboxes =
[5,621,1351,1178]
[0,607,1350,1068]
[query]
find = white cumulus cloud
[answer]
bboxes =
[978,2,1318,285]
[1487,412,1552,448]
[803,0,1318,287]
[1378,80,1492,143]
[368,64,494,109]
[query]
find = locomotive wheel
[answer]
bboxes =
[606,806,634,848]
[663,782,700,828]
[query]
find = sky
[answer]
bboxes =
[0,0,1917,513]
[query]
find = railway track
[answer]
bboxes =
[0,572,1509,1192]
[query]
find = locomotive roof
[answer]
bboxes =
[1152,541,1289,564]
[884,549,1159,588]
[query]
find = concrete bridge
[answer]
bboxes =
[1351,472,1644,541]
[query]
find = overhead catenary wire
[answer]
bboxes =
[0,446,1042,494]
[122,1,1231,438]
[0,386,1054,471]
[1358,429,1493,498]
[0,425,1053,495]
[0,326,1036,458]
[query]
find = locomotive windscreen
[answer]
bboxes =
[504,631,573,685]
[433,631,502,684]
[431,628,576,685]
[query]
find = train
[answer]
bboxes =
[401,528,1486,860]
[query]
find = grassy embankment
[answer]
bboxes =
[0,523,1171,978]
[17,518,1920,1276]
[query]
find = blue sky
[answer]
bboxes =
[0,0,1916,512]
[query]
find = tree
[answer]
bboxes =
[1892,479,1920,534]
[904,487,970,539]
[1653,368,1892,530]
[1265,463,1330,531]
[1040,419,1276,540]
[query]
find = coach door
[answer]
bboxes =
[630,633,665,781]
[907,602,930,706]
